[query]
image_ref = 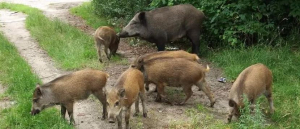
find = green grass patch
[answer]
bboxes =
[0,2,104,70]
[70,2,110,30]
[0,33,72,128]
[209,45,300,128]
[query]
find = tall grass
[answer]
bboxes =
[209,45,300,128]
[0,33,72,128]
[70,2,109,29]
[0,2,103,70]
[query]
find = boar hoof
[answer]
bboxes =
[155,97,162,102]
[133,112,139,117]
[145,86,149,91]
[143,113,147,118]
[210,101,216,108]
[99,58,103,63]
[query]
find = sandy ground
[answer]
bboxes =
[0,1,232,128]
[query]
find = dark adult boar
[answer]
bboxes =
[133,57,215,107]
[118,4,205,55]
[105,67,147,129]
[94,26,120,63]
[227,63,274,123]
[132,50,201,91]
[31,69,109,125]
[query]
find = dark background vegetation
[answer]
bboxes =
[92,0,300,49]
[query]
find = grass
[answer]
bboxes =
[0,33,72,128]
[0,2,104,70]
[70,2,109,30]
[209,44,300,128]
[70,2,300,128]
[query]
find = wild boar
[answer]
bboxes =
[118,4,205,55]
[227,63,274,123]
[31,69,109,125]
[133,57,215,107]
[105,67,147,129]
[94,26,120,63]
[132,50,201,91]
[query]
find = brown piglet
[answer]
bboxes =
[31,69,109,125]
[94,26,120,63]
[132,50,201,91]
[227,63,274,123]
[105,67,147,129]
[133,57,215,107]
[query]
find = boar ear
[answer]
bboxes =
[138,12,146,25]
[35,86,42,96]
[118,88,126,98]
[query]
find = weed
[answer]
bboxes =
[0,32,72,128]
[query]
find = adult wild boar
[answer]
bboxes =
[31,69,109,125]
[118,4,205,55]
[132,50,201,91]
[105,67,147,129]
[227,63,274,123]
[94,26,120,63]
[133,57,215,107]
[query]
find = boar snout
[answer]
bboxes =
[108,117,115,123]
[31,109,40,115]
[118,30,128,38]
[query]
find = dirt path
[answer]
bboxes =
[0,1,232,128]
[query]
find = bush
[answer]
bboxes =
[92,0,300,47]
[92,0,152,25]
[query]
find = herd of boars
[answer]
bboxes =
[30,4,275,129]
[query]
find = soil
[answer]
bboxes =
[0,1,232,128]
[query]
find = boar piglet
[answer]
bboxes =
[105,67,147,129]
[134,57,215,107]
[132,50,201,91]
[94,26,120,63]
[227,63,274,123]
[118,4,205,55]
[31,69,109,125]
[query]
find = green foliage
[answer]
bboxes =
[209,45,300,128]
[92,0,300,47]
[92,0,152,25]
[232,95,267,129]
[0,32,72,128]
[0,2,104,70]
[152,0,300,47]
[70,2,109,29]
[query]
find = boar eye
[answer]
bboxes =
[33,98,39,103]
[115,101,119,106]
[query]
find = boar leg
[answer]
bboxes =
[95,40,103,63]
[65,102,75,125]
[125,108,131,129]
[140,91,147,117]
[104,46,110,60]
[179,85,193,105]
[155,83,166,102]
[187,30,200,55]
[133,95,140,117]
[93,91,107,120]
[61,104,66,119]
[264,89,274,114]
[156,41,165,51]
[227,107,234,123]
[117,110,123,129]
[196,80,215,107]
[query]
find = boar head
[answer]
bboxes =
[118,12,148,38]
[105,88,127,123]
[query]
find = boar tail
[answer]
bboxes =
[105,73,110,78]
[205,65,210,72]
[97,36,105,41]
